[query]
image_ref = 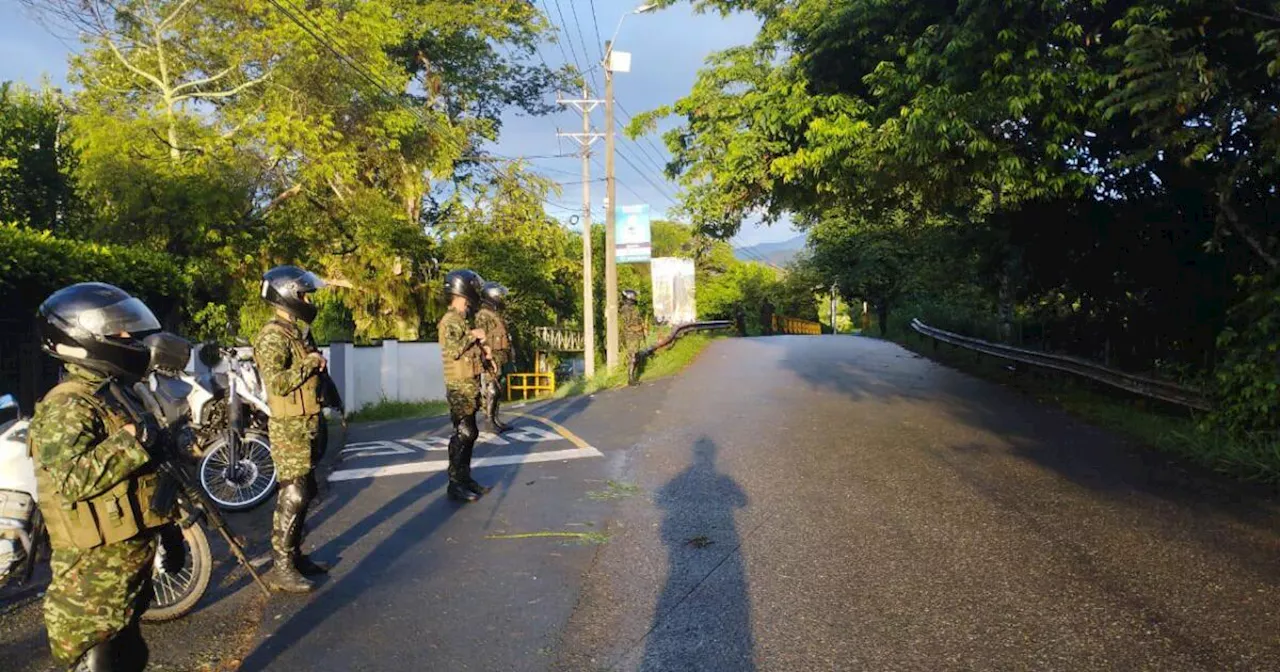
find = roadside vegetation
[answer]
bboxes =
[633,0,1280,482]
[347,399,450,424]
[892,329,1280,484]
[553,332,724,399]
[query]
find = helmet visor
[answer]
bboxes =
[296,271,327,293]
[76,297,161,336]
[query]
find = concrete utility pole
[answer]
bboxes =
[557,86,605,378]
[602,4,655,371]
[604,41,620,371]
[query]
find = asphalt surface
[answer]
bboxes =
[3,335,1280,670]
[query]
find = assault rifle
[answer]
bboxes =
[104,382,272,597]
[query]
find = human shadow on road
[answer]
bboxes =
[237,470,457,671]
[638,437,754,672]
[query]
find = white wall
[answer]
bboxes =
[189,340,445,413]
[397,342,445,403]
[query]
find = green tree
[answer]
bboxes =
[25,0,563,340]
[0,83,82,233]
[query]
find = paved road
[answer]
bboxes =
[3,335,1280,670]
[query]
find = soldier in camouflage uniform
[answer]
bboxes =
[620,289,648,382]
[28,282,175,671]
[438,269,491,503]
[254,265,331,593]
[476,282,513,433]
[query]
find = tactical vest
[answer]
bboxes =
[441,312,482,384]
[477,309,511,359]
[259,319,321,418]
[31,380,168,551]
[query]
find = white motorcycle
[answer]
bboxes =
[145,335,278,512]
[0,393,215,622]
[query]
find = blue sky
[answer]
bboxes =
[0,0,800,248]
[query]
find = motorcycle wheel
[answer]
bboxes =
[143,524,212,622]
[198,431,278,511]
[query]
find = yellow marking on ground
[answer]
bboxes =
[504,411,593,450]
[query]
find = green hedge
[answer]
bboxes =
[0,223,187,316]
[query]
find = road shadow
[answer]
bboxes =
[774,335,1280,575]
[638,437,754,671]
[237,470,456,671]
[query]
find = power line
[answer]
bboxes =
[592,155,647,204]
[567,0,601,93]
[616,100,671,170]
[549,0,587,80]
[612,116,669,179]
[615,147,680,205]
[537,0,577,84]
[587,0,606,65]
[267,0,588,226]
[267,0,429,127]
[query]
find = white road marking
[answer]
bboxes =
[340,440,417,458]
[327,446,603,482]
[329,412,599,482]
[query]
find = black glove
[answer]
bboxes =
[133,412,166,457]
[156,524,187,574]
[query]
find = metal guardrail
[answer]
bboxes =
[910,319,1211,411]
[630,320,734,385]
[507,372,556,401]
[774,315,822,335]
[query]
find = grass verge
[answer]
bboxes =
[894,330,1280,484]
[552,332,723,399]
[348,398,449,423]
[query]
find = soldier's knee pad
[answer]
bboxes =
[458,414,478,443]
[277,479,309,515]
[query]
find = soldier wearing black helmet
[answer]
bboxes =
[27,282,178,671]
[438,269,491,503]
[253,265,331,593]
[475,282,512,433]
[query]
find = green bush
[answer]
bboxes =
[1207,274,1280,438]
[0,223,187,316]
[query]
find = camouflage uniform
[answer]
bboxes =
[439,307,484,488]
[622,301,647,353]
[28,365,170,669]
[253,317,326,589]
[253,319,325,483]
[474,306,511,429]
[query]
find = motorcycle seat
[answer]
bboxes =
[196,372,227,394]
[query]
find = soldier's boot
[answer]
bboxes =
[75,622,148,672]
[268,480,315,593]
[460,415,492,495]
[447,414,487,501]
[488,396,512,434]
[293,493,329,576]
[446,424,481,503]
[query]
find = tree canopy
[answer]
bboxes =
[637,0,1280,434]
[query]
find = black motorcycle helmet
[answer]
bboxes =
[621,289,639,305]
[480,282,508,311]
[444,269,483,309]
[37,282,162,381]
[262,265,326,324]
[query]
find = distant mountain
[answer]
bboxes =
[734,234,807,266]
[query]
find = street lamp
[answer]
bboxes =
[608,3,659,51]
[601,2,656,372]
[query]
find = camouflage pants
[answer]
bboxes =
[446,379,481,417]
[45,534,156,667]
[268,414,322,482]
